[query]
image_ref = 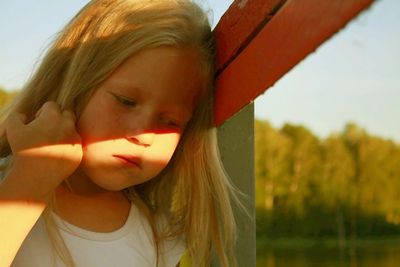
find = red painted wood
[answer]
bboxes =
[213,0,374,126]
[214,0,286,72]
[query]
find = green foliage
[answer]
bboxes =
[255,119,400,239]
[0,86,18,109]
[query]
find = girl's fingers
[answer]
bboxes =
[34,107,42,119]
[62,110,77,122]
[5,113,28,144]
[6,112,27,129]
[35,101,61,119]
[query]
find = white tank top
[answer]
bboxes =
[12,204,185,267]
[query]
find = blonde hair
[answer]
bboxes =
[0,0,238,266]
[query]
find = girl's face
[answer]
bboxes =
[75,46,202,191]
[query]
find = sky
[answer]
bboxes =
[0,0,399,143]
[254,0,400,143]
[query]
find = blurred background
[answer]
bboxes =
[1,0,399,266]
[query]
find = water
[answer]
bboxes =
[257,242,400,267]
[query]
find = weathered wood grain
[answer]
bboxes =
[213,0,374,125]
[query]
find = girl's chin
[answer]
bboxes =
[78,159,162,191]
[87,176,136,192]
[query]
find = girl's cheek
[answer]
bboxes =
[145,133,180,163]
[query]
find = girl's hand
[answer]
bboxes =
[4,101,83,201]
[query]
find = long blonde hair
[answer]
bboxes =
[0,1,238,266]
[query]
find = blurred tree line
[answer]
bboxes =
[2,86,400,242]
[0,87,18,108]
[255,119,400,242]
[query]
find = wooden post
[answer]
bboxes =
[217,104,255,267]
[213,0,374,265]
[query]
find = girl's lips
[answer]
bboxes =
[113,155,142,168]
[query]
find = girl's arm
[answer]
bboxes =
[0,169,46,267]
[0,202,44,267]
[0,102,83,266]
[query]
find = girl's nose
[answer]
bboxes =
[128,132,155,147]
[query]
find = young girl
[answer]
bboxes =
[0,0,239,266]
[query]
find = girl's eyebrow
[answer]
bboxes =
[105,79,144,98]
[105,76,143,90]
[105,77,195,113]
[107,85,193,119]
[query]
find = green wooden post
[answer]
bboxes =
[217,103,255,267]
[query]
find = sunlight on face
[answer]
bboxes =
[79,134,180,191]
[72,46,203,191]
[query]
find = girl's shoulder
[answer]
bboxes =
[12,215,56,266]
[135,204,187,266]
[13,202,186,267]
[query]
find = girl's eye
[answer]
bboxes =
[109,92,137,107]
[161,117,181,129]
[118,96,137,107]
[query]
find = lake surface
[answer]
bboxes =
[257,241,400,267]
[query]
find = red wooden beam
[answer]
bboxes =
[214,0,286,72]
[213,0,374,126]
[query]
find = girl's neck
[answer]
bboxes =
[54,186,131,232]
[53,168,132,232]
[62,167,111,197]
